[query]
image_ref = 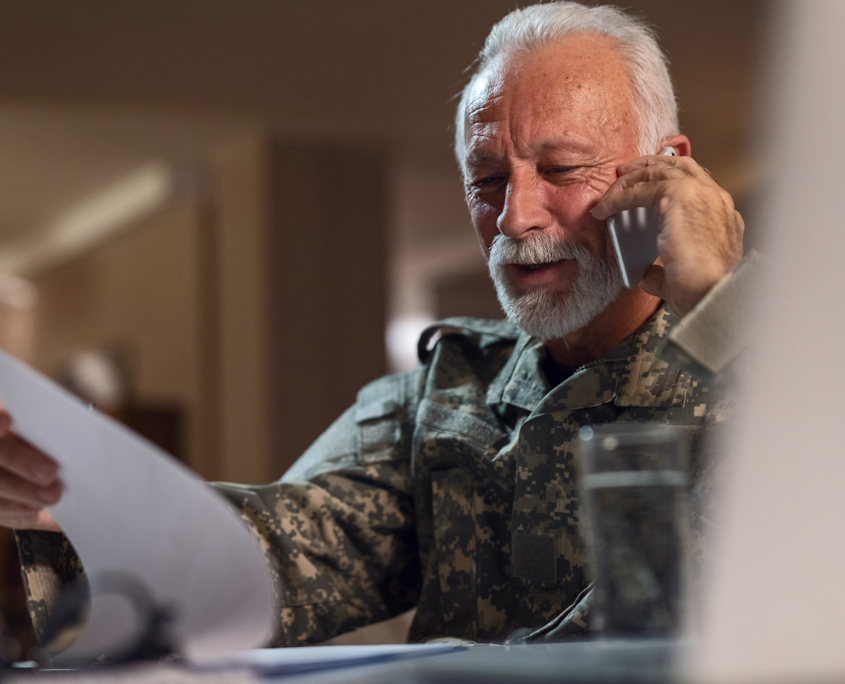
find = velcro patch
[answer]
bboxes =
[512,532,557,584]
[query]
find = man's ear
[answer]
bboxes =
[662,134,691,157]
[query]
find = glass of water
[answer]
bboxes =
[578,423,689,636]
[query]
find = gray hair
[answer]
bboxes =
[455,1,679,175]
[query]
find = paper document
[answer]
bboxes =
[0,349,276,661]
[211,644,462,676]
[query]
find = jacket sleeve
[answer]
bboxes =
[14,529,85,645]
[212,370,422,646]
[659,250,764,384]
[15,369,422,649]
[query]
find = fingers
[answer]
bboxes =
[0,430,59,486]
[734,209,746,245]
[613,161,695,189]
[615,153,711,181]
[591,181,670,221]
[0,411,64,532]
[592,155,718,220]
[592,170,677,219]
[0,410,64,532]
[0,499,41,526]
[0,466,62,507]
[0,499,61,532]
[605,163,694,197]
[638,264,666,299]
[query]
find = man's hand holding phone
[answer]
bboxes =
[0,410,63,532]
[592,146,745,317]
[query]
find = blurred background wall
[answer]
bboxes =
[0,0,770,653]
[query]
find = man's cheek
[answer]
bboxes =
[469,205,501,253]
[575,181,616,240]
[582,169,617,203]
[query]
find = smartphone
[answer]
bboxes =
[607,146,676,289]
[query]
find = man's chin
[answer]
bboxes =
[499,291,584,340]
[497,283,624,340]
[490,257,623,339]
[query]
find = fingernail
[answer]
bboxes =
[31,462,55,485]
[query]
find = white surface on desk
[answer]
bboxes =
[9,664,258,684]
[229,644,456,670]
[0,349,276,661]
[692,2,845,682]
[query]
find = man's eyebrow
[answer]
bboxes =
[464,150,500,171]
[538,141,568,154]
[535,138,593,156]
[465,139,596,171]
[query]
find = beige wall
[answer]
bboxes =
[265,140,388,476]
[208,132,272,484]
[31,200,209,473]
[27,134,389,485]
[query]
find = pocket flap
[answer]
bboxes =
[355,376,403,462]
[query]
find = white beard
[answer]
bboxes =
[488,232,623,340]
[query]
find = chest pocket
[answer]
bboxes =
[354,375,403,464]
[511,414,588,596]
[414,399,508,640]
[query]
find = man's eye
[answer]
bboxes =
[470,175,504,190]
[546,166,576,175]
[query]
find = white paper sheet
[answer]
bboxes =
[210,644,461,676]
[0,349,276,661]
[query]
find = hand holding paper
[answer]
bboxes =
[0,409,63,531]
[0,349,277,661]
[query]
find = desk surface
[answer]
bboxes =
[267,639,680,684]
[6,639,681,684]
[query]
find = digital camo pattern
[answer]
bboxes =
[15,304,735,647]
[14,529,85,643]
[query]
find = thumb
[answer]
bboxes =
[638,264,665,299]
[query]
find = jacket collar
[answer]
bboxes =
[488,304,689,414]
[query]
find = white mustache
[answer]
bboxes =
[488,232,591,266]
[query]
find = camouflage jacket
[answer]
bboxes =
[16,255,759,648]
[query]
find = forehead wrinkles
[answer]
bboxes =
[465,76,596,163]
[463,71,509,166]
[465,59,507,126]
[464,35,636,161]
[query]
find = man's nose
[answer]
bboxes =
[496,172,551,238]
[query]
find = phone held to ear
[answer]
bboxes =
[607,146,676,289]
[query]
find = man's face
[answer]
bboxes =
[463,34,642,339]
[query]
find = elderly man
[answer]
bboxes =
[3,2,753,646]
